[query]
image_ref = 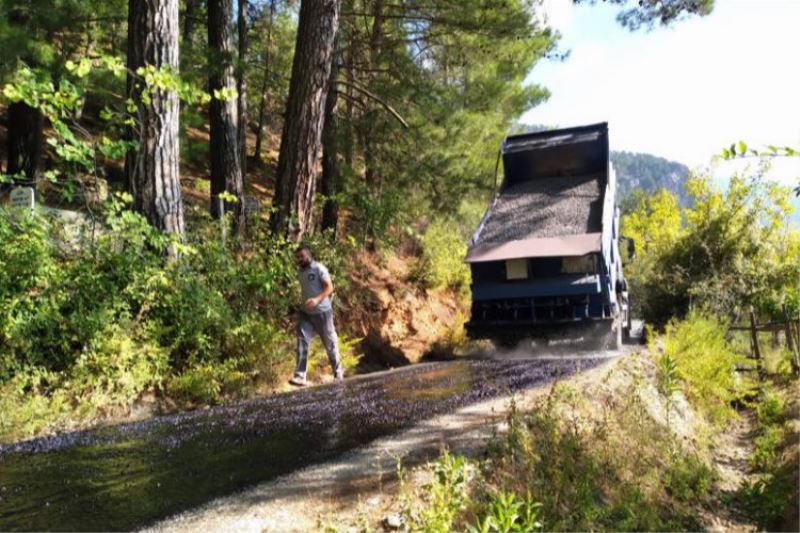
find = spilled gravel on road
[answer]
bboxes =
[0,357,607,531]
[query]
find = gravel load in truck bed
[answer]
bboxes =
[473,174,604,245]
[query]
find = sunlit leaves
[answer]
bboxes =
[212,87,238,102]
[720,140,799,160]
[622,171,799,323]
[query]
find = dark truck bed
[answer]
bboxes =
[464,123,629,346]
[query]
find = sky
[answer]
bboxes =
[521,0,800,186]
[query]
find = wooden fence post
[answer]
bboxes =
[218,196,227,246]
[784,305,800,376]
[749,309,763,378]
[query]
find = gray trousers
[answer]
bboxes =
[295,309,342,378]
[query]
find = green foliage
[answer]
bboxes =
[0,324,168,439]
[575,0,714,31]
[472,378,710,532]
[402,451,474,533]
[657,352,679,398]
[0,197,357,441]
[735,476,792,531]
[732,377,798,531]
[652,311,744,424]
[751,425,783,472]
[662,452,715,502]
[409,200,485,292]
[1,55,232,201]
[719,139,800,196]
[657,351,679,428]
[331,0,557,240]
[468,491,542,533]
[750,381,793,473]
[411,219,470,291]
[622,172,799,326]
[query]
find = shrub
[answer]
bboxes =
[402,450,474,533]
[410,218,470,291]
[663,452,715,502]
[651,311,744,424]
[0,195,361,438]
[735,475,794,531]
[70,324,169,412]
[468,491,543,533]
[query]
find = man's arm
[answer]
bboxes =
[305,278,334,309]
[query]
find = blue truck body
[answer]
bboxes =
[465,122,630,346]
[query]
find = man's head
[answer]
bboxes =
[295,244,313,268]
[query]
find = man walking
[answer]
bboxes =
[289,244,344,386]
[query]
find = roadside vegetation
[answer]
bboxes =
[394,314,798,532]
[390,165,799,532]
[0,197,364,440]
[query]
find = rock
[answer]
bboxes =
[83,177,109,205]
[382,513,404,531]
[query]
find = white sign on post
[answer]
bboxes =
[9,187,35,211]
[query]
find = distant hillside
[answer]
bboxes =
[518,125,691,207]
[611,151,691,206]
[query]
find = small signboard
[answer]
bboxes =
[243,195,261,216]
[10,187,35,211]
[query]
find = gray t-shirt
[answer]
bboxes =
[298,261,332,314]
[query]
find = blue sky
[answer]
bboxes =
[522,0,800,187]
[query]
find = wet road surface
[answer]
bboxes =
[0,357,609,531]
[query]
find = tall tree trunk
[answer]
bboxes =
[320,42,340,237]
[125,0,185,238]
[208,0,245,232]
[183,0,197,45]
[269,0,340,240]
[343,31,354,170]
[237,0,248,179]
[5,7,43,186]
[361,0,383,249]
[5,102,42,185]
[253,0,275,164]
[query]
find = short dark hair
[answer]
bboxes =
[295,243,313,256]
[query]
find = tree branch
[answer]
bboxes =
[335,79,409,129]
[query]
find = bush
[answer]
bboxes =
[408,200,484,293]
[468,491,543,533]
[0,197,360,440]
[397,375,712,533]
[735,475,794,531]
[663,452,715,502]
[411,218,470,291]
[401,450,475,533]
[70,324,169,412]
[622,176,800,327]
[651,311,744,424]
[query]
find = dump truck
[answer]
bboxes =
[465,122,631,349]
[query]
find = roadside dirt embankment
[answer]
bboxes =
[344,251,466,368]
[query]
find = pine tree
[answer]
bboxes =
[208,0,245,231]
[125,0,185,237]
[237,0,249,179]
[270,0,341,240]
[320,40,341,237]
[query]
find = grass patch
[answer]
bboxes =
[650,311,746,425]
[397,353,718,532]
